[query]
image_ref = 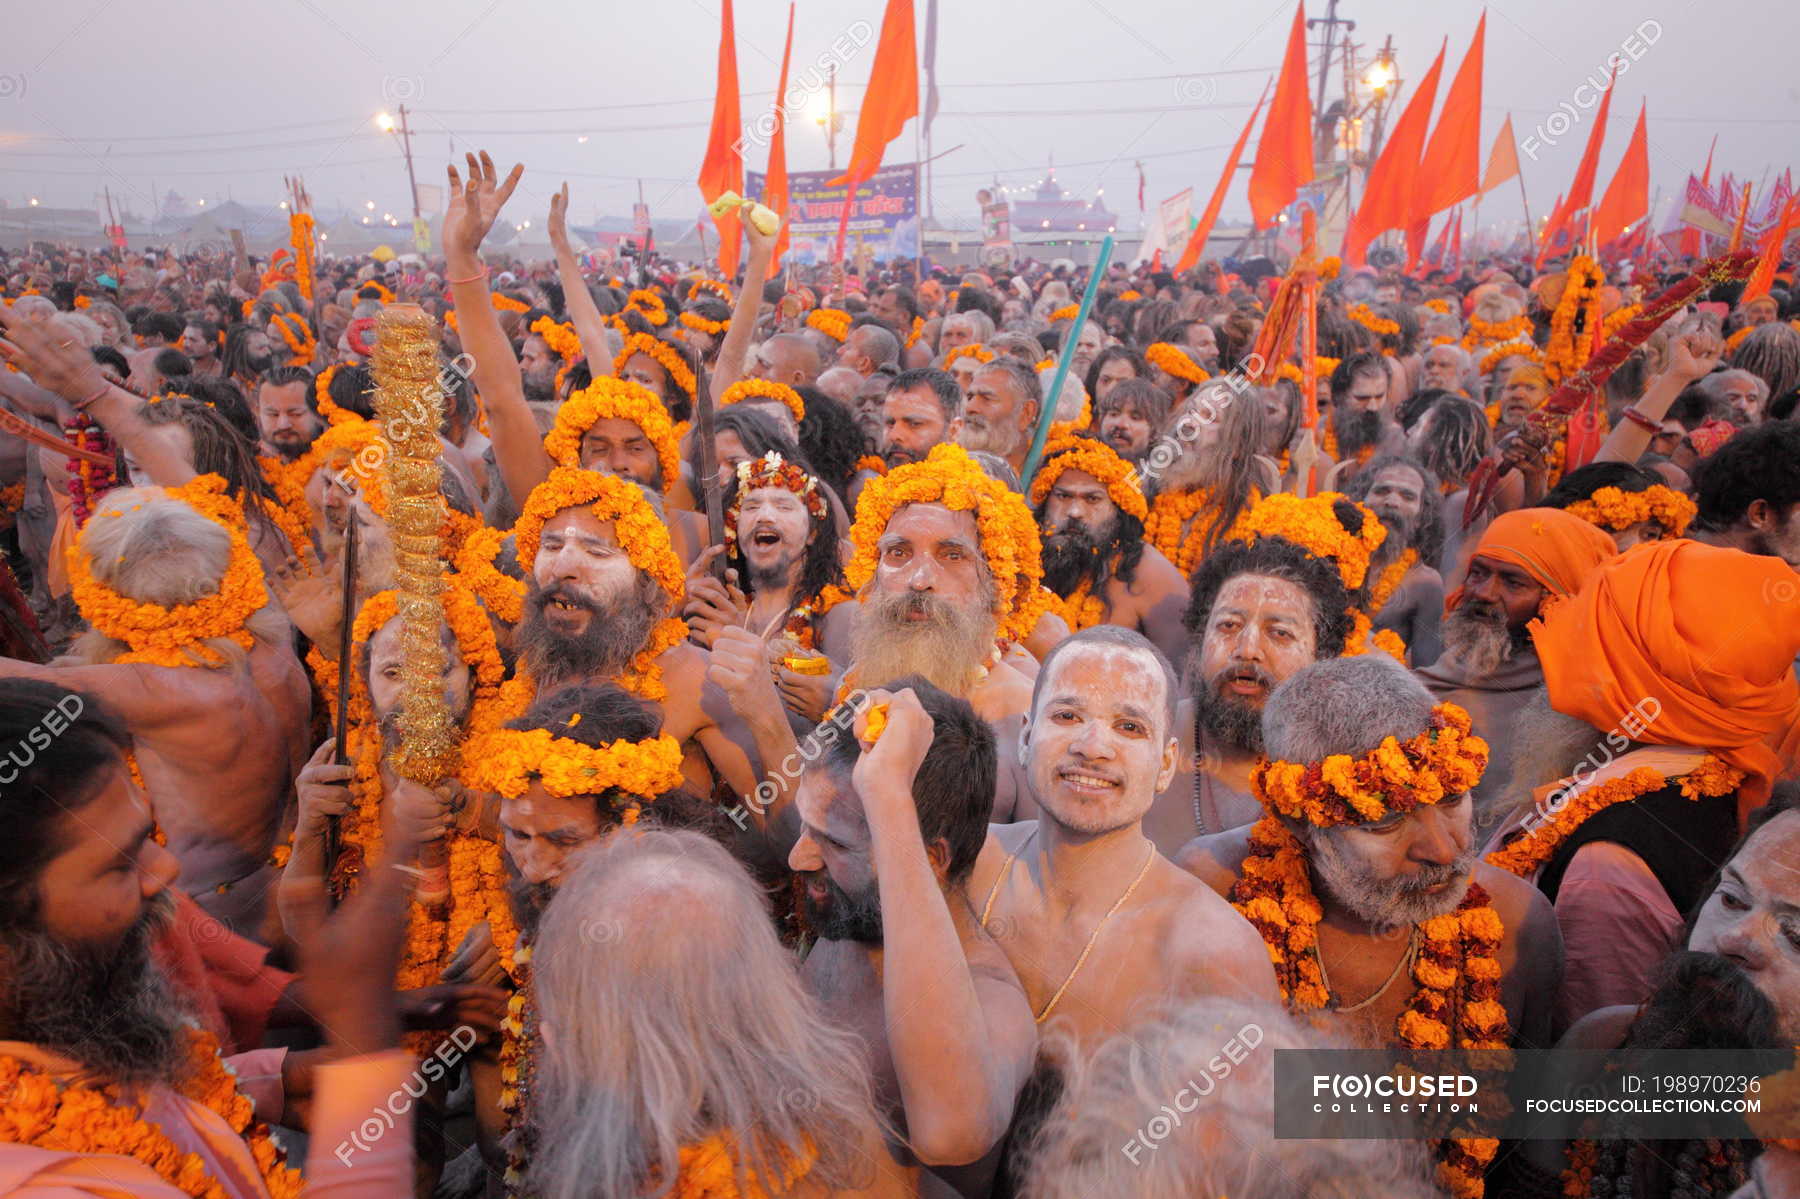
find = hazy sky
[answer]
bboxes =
[2,0,1792,243]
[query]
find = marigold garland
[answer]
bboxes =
[943,343,995,369]
[269,311,315,367]
[0,1026,303,1199]
[1230,491,1388,591]
[453,523,525,624]
[614,332,697,406]
[1144,341,1210,385]
[1048,304,1080,322]
[1485,755,1746,878]
[1144,487,1255,576]
[359,280,395,305]
[1562,484,1695,537]
[1425,298,1452,315]
[1044,579,1108,633]
[805,307,851,342]
[725,453,828,565]
[68,475,268,668]
[462,727,684,813]
[312,363,359,426]
[845,443,1044,644]
[1601,303,1642,341]
[626,289,670,327]
[1544,256,1604,382]
[1478,339,1540,376]
[668,1132,819,1199]
[1319,420,1376,469]
[1462,312,1532,351]
[289,212,316,304]
[855,455,888,477]
[1253,702,1488,827]
[1367,549,1419,615]
[720,378,806,426]
[904,315,925,349]
[1026,433,1148,521]
[1117,290,1142,302]
[542,378,681,491]
[1348,303,1401,338]
[679,310,729,338]
[688,278,733,304]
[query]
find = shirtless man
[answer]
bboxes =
[1144,534,1355,853]
[1346,454,1447,667]
[1179,655,1560,1055]
[1029,432,1187,665]
[0,488,309,937]
[792,681,1036,1197]
[970,626,1278,1059]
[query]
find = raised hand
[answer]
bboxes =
[1667,327,1724,384]
[0,303,110,402]
[443,150,524,261]
[548,182,573,258]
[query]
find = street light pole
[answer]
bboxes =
[397,103,421,220]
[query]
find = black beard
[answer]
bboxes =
[1192,661,1276,754]
[801,871,883,943]
[0,892,187,1087]
[1040,518,1119,599]
[246,353,274,374]
[516,581,659,689]
[522,375,557,405]
[509,876,558,943]
[1334,406,1383,453]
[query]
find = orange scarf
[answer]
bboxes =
[1445,507,1617,613]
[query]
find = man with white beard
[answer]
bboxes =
[956,358,1042,481]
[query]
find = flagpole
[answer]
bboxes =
[1515,170,1534,257]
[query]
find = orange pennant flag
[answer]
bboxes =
[698,0,744,277]
[1742,197,1799,303]
[1727,180,1754,252]
[763,3,796,272]
[1590,100,1649,251]
[1248,3,1314,230]
[1176,79,1272,274]
[1344,39,1446,265]
[830,0,918,257]
[1479,114,1521,196]
[1537,65,1616,261]
[1415,13,1486,219]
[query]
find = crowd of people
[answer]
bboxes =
[0,145,1797,1198]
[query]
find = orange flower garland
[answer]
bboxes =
[1486,755,1746,878]
[1562,484,1696,537]
[805,307,851,342]
[312,363,359,426]
[1144,341,1210,385]
[1048,303,1080,322]
[1478,339,1539,376]
[454,523,525,624]
[1348,303,1401,338]
[530,315,584,363]
[720,378,806,426]
[1117,290,1142,302]
[614,332,698,407]
[943,343,994,369]
[626,289,670,327]
[269,311,315,366]
[679,310,729,337]
[0,1026,302,1199]
[1252,702,1488,827]
[359,279,396,305]
[1544,256,1604,382]
[542,377,682,491]
[1367,549,1419,615]
[462,726,684,821]
[855,455,888,477]
[289,212,316,303]
[1044,580,1107,633]
[1462,312,1532,350]
[68,475,268,668]
[1229,491,1388,591]
[904,315,925,349]
[688,278,733,304]
[1425,298,1453,315]
[845,443,1044,644]
[1144,487,1255,576]
[1026,433,1148,521]
[669,1132,818,1199]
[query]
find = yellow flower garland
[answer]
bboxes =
[462,727,684,818]
[1048,303,1080,322]
[1562,484,1696,537]
[1253,702,1488,827]
[0,1026,302,1199]
[614,332,697,407]
[626,289,670,327]
[679,310,729,337]
[1144,341,1210,384]
[68,476,268,668]
[1026,433,1148,520]
[805,307,851,342]
[845,443,1044,644]
[1486,755,1746,878]
[1348,303,1401,338]
[1367,549,1419,615]
[720,378,806,426]
[542,378,682,492]
[943,343,994,369]
[1144,487,1254,576]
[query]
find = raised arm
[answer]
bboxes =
[547,183,615,372]
[707,209,781,395]
[1593,328,1720,464]
[855,689,1036,1165]
[443,151,553,508]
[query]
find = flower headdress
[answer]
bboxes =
[720,378,806,425]
[542,378,681,492]
[805,307,851,342]
[1144,341,1210,384]
[846,443,1044,644]
[1117,289,1143,302]
[725,452,828,560]
[943,343,995,369]
[1027,433,1148,521]
[1562,484,1695,537]
[1253,702,1489,828]
[312,363,360,426]
[1347,302,1401,339]
[687,278,732,304]
[679,309,729,337]
[270,310,315,366]
[624,289,670,327]
[613,332,697,406]
[462,724,684,825]
[1229,491,1387,591]
[1048,303,1080,322]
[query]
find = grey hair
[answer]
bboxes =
[945,308,995,345]
[1043,368,1090,424]
[856,323,900,369]
[1020,997,1440,1199]
[1262,655,1436,764]
[529,829,885,1199]
[967,450,1022,493]
[1699,368,1769,406]
[1491,687,1616,834]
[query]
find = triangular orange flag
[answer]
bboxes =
[763,4,796,271]
[698,0,743,276]
[1537,65,1616,262]
[1415,14,1486,219]
[1344,39,1446,265]
[1743,197,1799,303]
[1248,3,1314,230]
[1479,114,1520,196]
[1727,180,1754,252]
[1590,101,1649,251]
[830,0,918,257]
[1176,79,1272,274]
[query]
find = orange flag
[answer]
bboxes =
[1727,180,1754,252]
[1536,65,1616,261]
[1743,197,1799,303]
[1176,79,1272,274]
[1479,114,1520,195]
[831,0,918,257]
[1415,14,1486,219]
[698,0,743,276]
[1590,101,1648,250]
[1344,39,1446,265]
[763,3,796,271]
[1248,3,1314,230]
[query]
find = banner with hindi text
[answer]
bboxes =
[745,162,920,264]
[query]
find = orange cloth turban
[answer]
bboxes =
[1446,507,1619,613]
[1531,538,1800,808]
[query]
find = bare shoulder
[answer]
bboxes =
[1135,544,1188,590]
[972,661,1034,724]
[1171,825,1252,898]
[1154,858,1277,998]
[969,819,1037,899]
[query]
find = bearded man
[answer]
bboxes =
[1029,431,1187,665]
[1323,351,1402,475]
[1486,539,1800,1035]
[881,367,964,471]
[1346,454,1447,666]
[1140,381,1271,577]
[956,358,1042,480]
[0,677,428,1197]
[1095,376,1169,466]
[1417,508,1617,825]
[791,681,1036,1196]
[1419,341,1473,395]
[253,364,322,462]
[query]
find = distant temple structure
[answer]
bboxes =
[1006,167,1117,235]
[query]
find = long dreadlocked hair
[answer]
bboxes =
[1730,321,1800,406]
[1344,453,1446,570]
[1411,395,1490,490]
[1032,432,1150,600]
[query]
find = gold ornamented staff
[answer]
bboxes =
[370,304,459,784]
